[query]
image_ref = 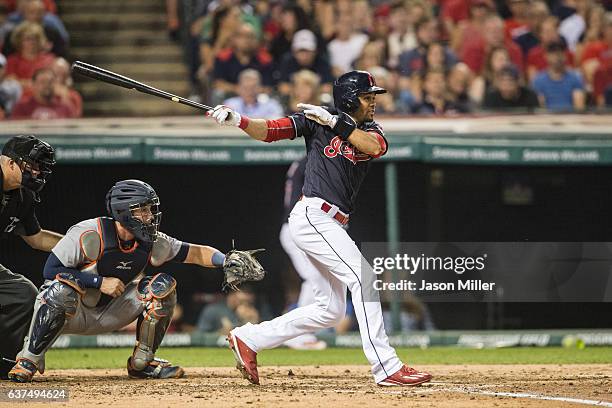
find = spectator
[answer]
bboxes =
[526,16,574,81]
[197,5,242,88]
[369,3,392,42]
[354,39,387,72]
[386,2,417,69]
[11,67,79,119]
[513,0,551,56]
[504,0,530,41]
[196,288,259,335]
[223,68,283,118]
[579,3,606,49]
[50,57,82,117]
[368,66,398,114]
[461,14,524,75]
[593,62,612,107]
[276,29,333,96]
[4,22,55,87]
[558,0,593,52]
[447,63,477,112]
[580,12,612,92]
[0,53,22,118]
[3,0,56,14]
[287,69,321,113]
[327,10,368,77]
[269,4,309,65]
[211,23,274,101]
[1,0,67,58]
[483,64,540,111]
[352,0,373,34]
[532,41,586,111]
[471,46,513,104]
[411,68,469,114]
[448,0,494,53]
[398,17,455,78]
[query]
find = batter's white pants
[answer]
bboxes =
[234,197,402,382]
[279,222,325,347]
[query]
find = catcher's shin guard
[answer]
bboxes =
[130,273,182,378]
[10,274,82,381]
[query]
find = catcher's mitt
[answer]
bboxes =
[222,248,265,291]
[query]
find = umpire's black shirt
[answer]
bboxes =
[288,112,388,214]
[0,168,41,241]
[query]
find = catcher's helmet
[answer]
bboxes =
[105,179,161,243]
[333,70,387,114]
[1,134,55,198]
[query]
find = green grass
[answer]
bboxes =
[46,347,612,370]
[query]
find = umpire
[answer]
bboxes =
[0,135,61,379]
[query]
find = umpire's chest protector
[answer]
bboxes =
[95,217,153,284]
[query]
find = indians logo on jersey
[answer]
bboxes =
[324,136,371,164]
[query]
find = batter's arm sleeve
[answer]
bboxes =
[240,112,313,143]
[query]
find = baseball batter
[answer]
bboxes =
[8,179,230,382]
[211,70,432,386]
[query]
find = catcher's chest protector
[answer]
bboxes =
[96,217,153,285]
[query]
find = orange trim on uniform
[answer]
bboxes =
[55,273,85,296]
[79,229,102,263]
[97,218,106,259]
[118,239,139,253]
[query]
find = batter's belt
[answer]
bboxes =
[299,196,350,225]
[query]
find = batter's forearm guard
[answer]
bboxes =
[333,112,357,141]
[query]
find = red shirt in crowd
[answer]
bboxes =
[593,62,612,102]
[581,41,612,65]
[504,19,529,40]
[461,39,524,74]
[440,0,471,24]
[527,46,575,71]
[4,0,56,13]
[5,52,56,81]
[11,94,77,120]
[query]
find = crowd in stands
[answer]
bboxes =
[168,0,612,115]
[0,0,81,120]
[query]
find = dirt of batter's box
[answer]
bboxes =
[0,364,610,408]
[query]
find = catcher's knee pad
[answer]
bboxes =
[22,278,80,371]
[132,273,176,370]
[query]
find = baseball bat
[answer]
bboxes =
[71,60,214,112]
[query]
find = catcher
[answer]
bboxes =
[8,179,264,382]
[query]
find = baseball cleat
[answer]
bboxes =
[127,357,185,379]
[7,358,38,383]
[227,331,259,385]
[377,365,432,387]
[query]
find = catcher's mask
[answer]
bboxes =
[105,179,162,243]
[2,134,56,201]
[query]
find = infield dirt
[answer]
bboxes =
[1,364,610,407]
